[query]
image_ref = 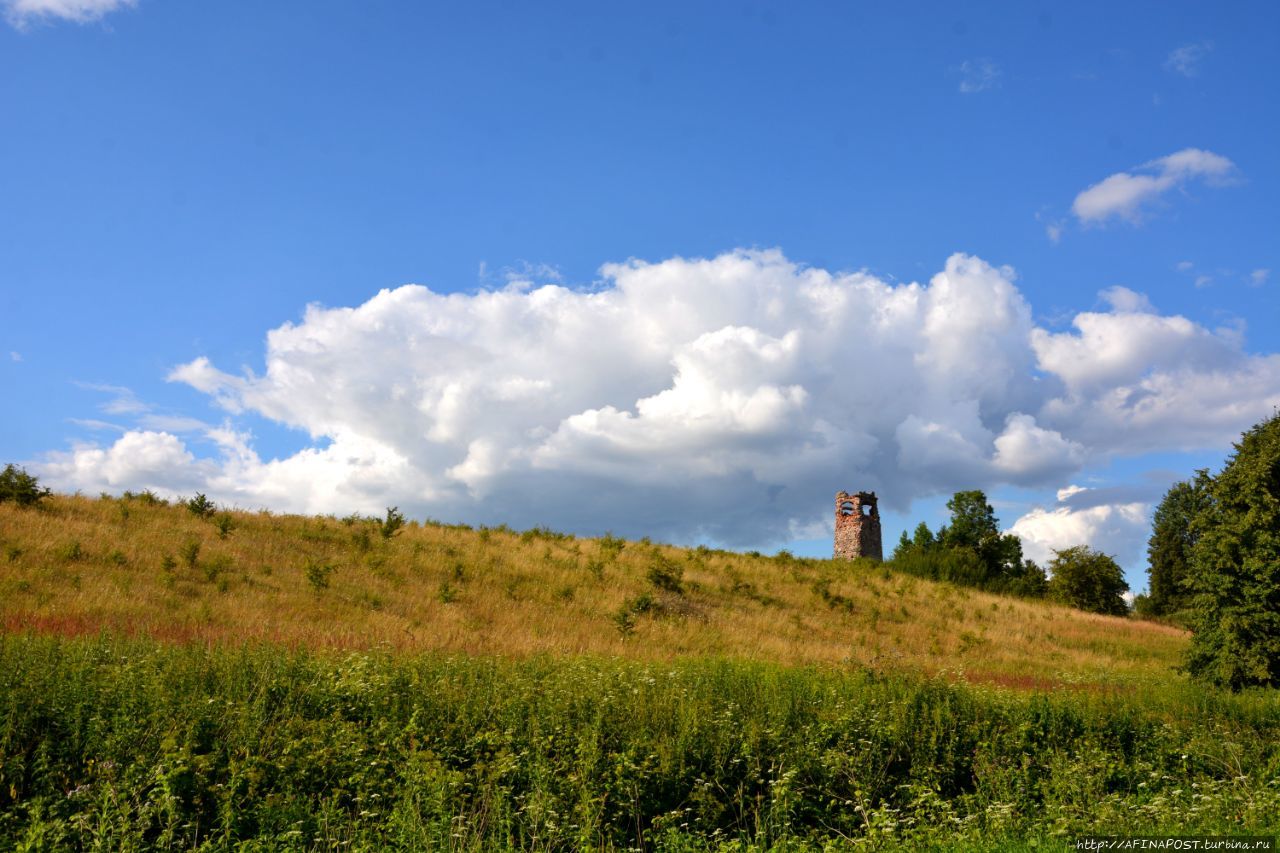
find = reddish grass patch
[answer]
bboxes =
[3,612,102,638]
[963,670,1064,691]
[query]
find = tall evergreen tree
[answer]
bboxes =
[938,490,1032,590]
[1146,470,1211,616]
[1186,412,1280,690]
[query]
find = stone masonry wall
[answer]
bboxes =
[833,490,883,561]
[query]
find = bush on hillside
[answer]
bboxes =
[1046,545,1129,616]
[0,464,51,508]
[184,492,216,518]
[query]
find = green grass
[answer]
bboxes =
[2,634,1278,850]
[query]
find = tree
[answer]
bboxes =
[1046,545,1129,616]
[910,521,935,551]
[891,491,1045,597]
[938,491,1000,554]
[1146,470,1212,617]
[0,464,51,507]
[1186,412,1280,690]
[938,490,1037,593]
[893,522,935,561]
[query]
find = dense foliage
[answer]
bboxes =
[1,635,1277,850]
[1143,470,1211,619]
[891,491,1046,597]
[1046,545,1129,616]
[1186,412,1280,690]
[0,464,50,508]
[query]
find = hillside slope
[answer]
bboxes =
[0,494,1185,688]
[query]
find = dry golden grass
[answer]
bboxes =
[0,494,1187,689]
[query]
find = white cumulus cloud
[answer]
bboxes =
[3,0,134,28]
[1072,148,1236,226]
[1008,494,1150,568]
[35,249,1280,550]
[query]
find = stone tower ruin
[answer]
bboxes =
[833,490,883,561]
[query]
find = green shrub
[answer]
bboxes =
[204,553,233,583]
[122,488,166,506]
[380,506,405,540]
[179,540,200,569]
[1046,545,1129,616]
[646,552,684,594]
[184,493,216,518]
[55,541,83,561]
[0,464,51,507]
[598,532,626,560]
[304,557,335,590]
[612,605,636,636]
[214,512,234,539]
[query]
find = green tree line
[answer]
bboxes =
[1142,411,1280,689]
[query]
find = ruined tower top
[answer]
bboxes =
[833,490,883,562]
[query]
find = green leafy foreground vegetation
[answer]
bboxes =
[2,635,1277,850]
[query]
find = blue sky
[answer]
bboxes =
[2,0,1278,593]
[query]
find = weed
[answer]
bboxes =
[646,552,684,594]
[123,489,165,506]
[304,558,335,591]
[214,513,234,539]
[812,578,855,613]
[55,541,83,562]
[599,532,625,560]
[204,554,233,583]
[613,607,636,636]
[437,581,458,604]
[612,591,659,636]
[179,540,200,569]
[107,549,127,567]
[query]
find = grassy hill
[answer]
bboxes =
[2,493,1185,689]
[2,494,1278,850]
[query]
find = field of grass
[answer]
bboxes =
[2,494,1276,849]
[2,635,1278,850]
[0,494,1187,690]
